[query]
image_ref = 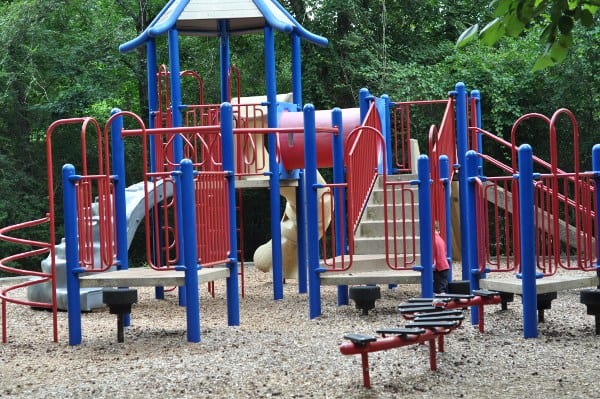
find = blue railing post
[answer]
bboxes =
[264,25,284,300]
[417,155,434,297]
[304,104,322,318]
[219,20,231,102]
[179,160,201,343]
[110,109,133,325]
[220,103,240,326]
[63,164,83,346]
[359,88,370,122]
[518,144,538,338]
[331,108,348,305]
[593,145,600,281]
[296,169,308,294]
[465,150,481,325]
[146,39,165,301]
[471,90,483,174]
[110,110,129,272]
[455,82,470,281]
[439,155,453,280]
[291,33,302,106]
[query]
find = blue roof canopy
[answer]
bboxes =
[120,0,328,53]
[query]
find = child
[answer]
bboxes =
[433,222,450,294]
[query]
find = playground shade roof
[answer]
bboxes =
[120,0,327,53]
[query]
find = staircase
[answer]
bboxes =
[320,173,422,286]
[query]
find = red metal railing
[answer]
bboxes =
[470,108,597,276]
[393,99,450,173]
[428,97,456,232]
[1,116,109,342]
[384,179,419,270]
[74,174,118,272]
[346,102,383,235]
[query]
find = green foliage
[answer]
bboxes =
[456,0,599,70]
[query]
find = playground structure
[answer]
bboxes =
[1,0,600,347]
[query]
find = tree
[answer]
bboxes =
[456,0,599,70]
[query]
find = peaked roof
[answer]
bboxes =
[120,0,327,53]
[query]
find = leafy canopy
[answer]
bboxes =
[456,0,599,70]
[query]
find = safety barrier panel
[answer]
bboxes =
[393,99,450,173]
[345,102,384,235]
[469,108,597,276]
[383,179,418,270]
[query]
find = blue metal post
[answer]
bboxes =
[331,108,348,305]
[291,33,302,107]
[471,90,483,174]
[110,110,132,326]
[465,150,481,325]
[304,104,322,318]
[220,103,240,325]
[63,164,83,346]
[439,155,453,280]
[179,160,200,343]
[359,88,370,122]
[518,144,538,338]
[593,145,600,281]
[146,38,165,300]
[264,26,284,300]
[379,94,394,175]
[110,111,129,272]
[219,20,231,102]
[417,155,434,297]
[167,28,186,305]
[455,82,469,281]
[167,29,183,155]
[296,170,308,293]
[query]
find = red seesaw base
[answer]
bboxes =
[340,290,501,388]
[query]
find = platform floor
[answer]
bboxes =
[320,270,421,286]
[479,275,599,295]
[79,267,230,288]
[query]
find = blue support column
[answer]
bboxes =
[465,151,481,325]
[220,103,240,325]
[179,160,201,343]
[146,39,165,300]
[110,111,129,272]
[291,33,302,107]
[296,170,308,294]
[439,155,453,280]
[331,108,348,305]
[416,155,434,297]
[264,26,284,300]
[167,28,186,306]
[471,90,483,174]
[304,104,322,318]
[593,145,600,280]
[63,165,83,346]
[359,88,370,122]
[518,144,538,338]
[219,20,231,102]
[110,110,131,326]
[454,82,469,281]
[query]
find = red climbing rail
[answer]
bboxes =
[470,108,597,276]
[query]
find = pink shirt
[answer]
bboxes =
[433,231,450,272]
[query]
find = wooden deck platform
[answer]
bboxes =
[79,267,230,288]
[319,254,421,286]
[320,270,421,286]
[479,275,599,295]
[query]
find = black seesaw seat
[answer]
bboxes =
[399,289,501,333]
